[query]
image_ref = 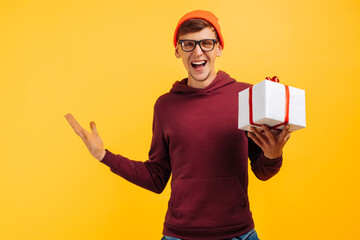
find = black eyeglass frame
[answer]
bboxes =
[178,39,218,52]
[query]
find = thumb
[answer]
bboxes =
[90,121,99,135]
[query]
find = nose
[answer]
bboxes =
[193,43,204,55]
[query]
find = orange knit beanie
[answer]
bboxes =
[173,10,224,49]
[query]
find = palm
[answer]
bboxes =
[82,127,104,157]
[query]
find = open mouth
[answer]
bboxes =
[191,60,207,70]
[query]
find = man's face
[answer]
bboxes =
[175,27,222,87]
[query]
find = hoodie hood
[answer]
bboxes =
[170,71,236,95]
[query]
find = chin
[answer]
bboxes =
[189,66,211,80]
[190,72,211,82]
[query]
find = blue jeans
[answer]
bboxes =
[161,228,260,240]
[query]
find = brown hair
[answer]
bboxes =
[176,18,219,42]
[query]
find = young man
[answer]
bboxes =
[65,10,290,240]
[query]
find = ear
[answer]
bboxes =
[175,45,181,59]
[216,43,223,57]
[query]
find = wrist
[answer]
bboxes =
[97,149,106,161]
[264,152,282,160]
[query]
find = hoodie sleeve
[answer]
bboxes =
[247,133,282,181]
[100,105,171,194]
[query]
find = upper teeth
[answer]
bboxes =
[193,61,206,65]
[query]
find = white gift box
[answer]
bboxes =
[238,79,306,132]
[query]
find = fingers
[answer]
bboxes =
[278,126,291,149]
[90,121,100,136]
[249,124,291,159]
[252,126,269,144]
[248,130,263,148]
[261,125,276,144]
[279,125,290,141]
[284,132,291,142]
[64,113,87,138]
[249,126,268,147]
[282,132,291,146]
[64,113,79,132]
[250,124,290,147]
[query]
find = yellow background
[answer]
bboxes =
[1,0,359,239]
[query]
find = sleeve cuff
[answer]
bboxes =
[261,152,283,166]
[99,149,120,168]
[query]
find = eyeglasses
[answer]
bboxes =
[178,39,217,52]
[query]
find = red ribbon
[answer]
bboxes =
[249,76,289,130]
[265,76,279,83]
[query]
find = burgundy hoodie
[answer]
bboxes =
[101,71,282,240]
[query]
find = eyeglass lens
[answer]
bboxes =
[181,40,215,52]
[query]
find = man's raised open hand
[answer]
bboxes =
[64,113,106,161]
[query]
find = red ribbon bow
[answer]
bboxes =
[265,76,279,83]
[248,76,289,130]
